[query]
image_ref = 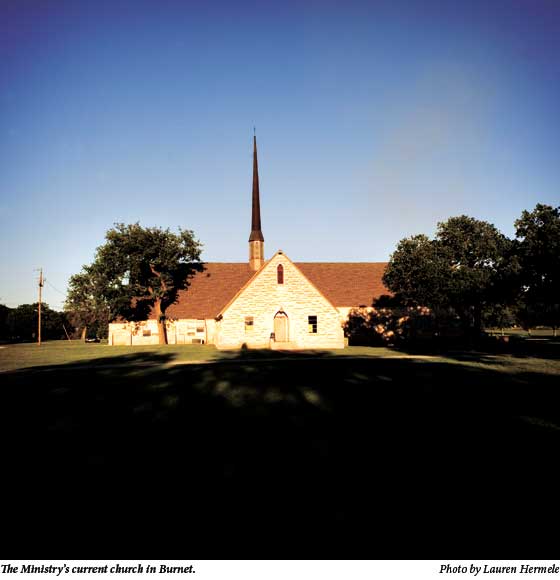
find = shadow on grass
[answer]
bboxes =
[396,334,560,362]
[2,349,559,558]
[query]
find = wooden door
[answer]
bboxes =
[274,312,289,342]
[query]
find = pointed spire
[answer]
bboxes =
[249,134,264,242]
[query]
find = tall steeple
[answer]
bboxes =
[248,133,264,270]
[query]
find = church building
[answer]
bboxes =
[108,137,389,349]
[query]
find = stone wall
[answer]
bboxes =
[215,251,345,349]
[108,318,210,345]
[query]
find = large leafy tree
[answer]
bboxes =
[515,204,560,335]
[381,234,451,310]
[65,267,111,340]
[384,216,517,336]
[75,223,203,344]
[439,216,518,332]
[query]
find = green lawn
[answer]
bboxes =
[2,339,559,377]
[0,340,223,372]
[0,340,403,372]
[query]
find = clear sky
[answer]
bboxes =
[1,0,559,310]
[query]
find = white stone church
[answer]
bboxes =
[109,137,388,349]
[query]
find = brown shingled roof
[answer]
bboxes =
[296,262,390,307]
[155,263,255,320]
[153,261,389,320]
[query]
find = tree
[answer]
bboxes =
[383,216,518,337]
[76,223,203,344]
[6,303,69,342]
[382,234,451,310]
[439,216,518,334]
[344,304,433,346]
[482,304,516,336]
[515,204,560,335]
[65,267,110,340]
[0,304,10,341]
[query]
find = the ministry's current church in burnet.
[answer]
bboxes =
[109,137,389,349]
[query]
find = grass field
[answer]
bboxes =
[0,340,421,372]
[2,338,560,374]
[0,340,225,371]
[2,339,560,557]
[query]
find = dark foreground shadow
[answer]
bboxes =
[2,350,559,558]
[396,334,560,361]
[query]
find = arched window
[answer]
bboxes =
[277,264,284,284]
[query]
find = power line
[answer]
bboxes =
[45,280,67,296]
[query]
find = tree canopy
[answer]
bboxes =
[515,203,560,333]
[69,223,203,344]
[3,303,69,342]
[65,267,111,340]
[381,234,451,310]
[383,215,518,336]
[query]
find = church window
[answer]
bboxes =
[308,315,318,334]
[142,329,151,337]
[245,316,254,332]
[277,264,284,284]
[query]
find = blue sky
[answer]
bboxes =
[1,0,559,310]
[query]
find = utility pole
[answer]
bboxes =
[38,268,43,346]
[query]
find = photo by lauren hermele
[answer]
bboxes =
[439,563,560,575]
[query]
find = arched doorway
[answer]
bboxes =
[273,311,289,342]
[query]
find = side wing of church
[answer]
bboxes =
[108,136,389,348]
